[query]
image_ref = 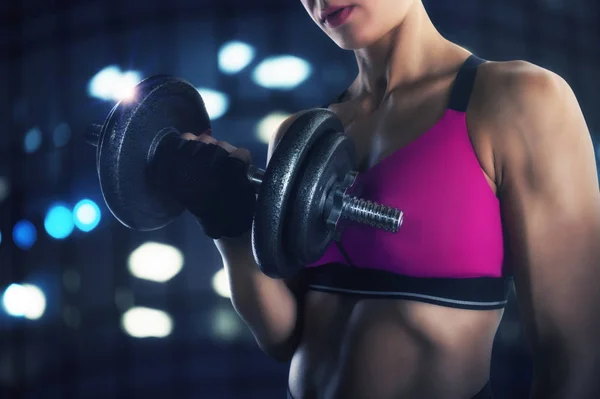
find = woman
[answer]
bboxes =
[186,0,600,398]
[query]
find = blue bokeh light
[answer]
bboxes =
[13,220,37,250]
[44,205,74,239]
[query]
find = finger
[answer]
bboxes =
[197,133,218,144]
[181,132,199,141]
[229,147,252,165]
[216,141,237,153]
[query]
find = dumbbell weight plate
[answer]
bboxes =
[286,130,356,265]
[252,109,345,279]
[97,75,210,231]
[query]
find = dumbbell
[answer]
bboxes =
[87,75,404,279]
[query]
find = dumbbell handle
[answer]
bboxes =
[246,164,403,233]
[338,192,404,233]
[88,124,403,233]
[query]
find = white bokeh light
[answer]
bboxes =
[252,55,312,90]
[128,242,184,283]
[218,41,255,74]
[73,199,101,232]
[212,268,231,298]
[115,70,142,102]
[121,307,173,338]
[2,283,46,320]
[89,66,121,101]
[256,111,292,144]
[76,203,96,224]
[196,88,230,120]
[88,66,143,102]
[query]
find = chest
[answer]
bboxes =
[327,97,496,196]
[306,106,504,277]
[328,95,450,173]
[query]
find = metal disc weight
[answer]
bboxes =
[286,131,356,265]
[252,109,345,279]
[97,75,211,230]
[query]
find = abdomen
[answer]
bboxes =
[289,291,503,399]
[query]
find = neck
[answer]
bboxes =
[352,2,460,102]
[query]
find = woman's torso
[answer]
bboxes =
[288,56,506,399]
[291,294,503,399]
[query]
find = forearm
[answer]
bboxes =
[215,232,301,361]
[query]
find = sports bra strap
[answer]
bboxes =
[447,54,487,112]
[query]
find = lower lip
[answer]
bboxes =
[324,6,354,28]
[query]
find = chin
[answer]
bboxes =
[332,31,377,50]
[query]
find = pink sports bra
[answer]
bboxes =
[304,55,511,310]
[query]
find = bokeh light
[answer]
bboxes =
[13,220,37,250]
[256,111,292,144]
[252,55,312,90]
[212,268,231,298]
[73,199,101,232]
[196,88,230,120]
[218,41,255,74]
[53,123,72,148]
[88,66,142,102]
[45,204,75,239]
[2,283,46,320]
[24,127,42,153]
[128,242,184,283]
[121,307,173,338]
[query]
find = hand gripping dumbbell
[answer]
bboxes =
[87,75,404,279]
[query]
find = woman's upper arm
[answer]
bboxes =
[487,61,600,395]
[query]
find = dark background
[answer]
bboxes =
[0,0,598,398]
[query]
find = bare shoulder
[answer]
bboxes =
[473,59,572,123]
[471,60,582,189]
[478,59,563,86]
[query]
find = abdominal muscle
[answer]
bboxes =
[288,291,503,399]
